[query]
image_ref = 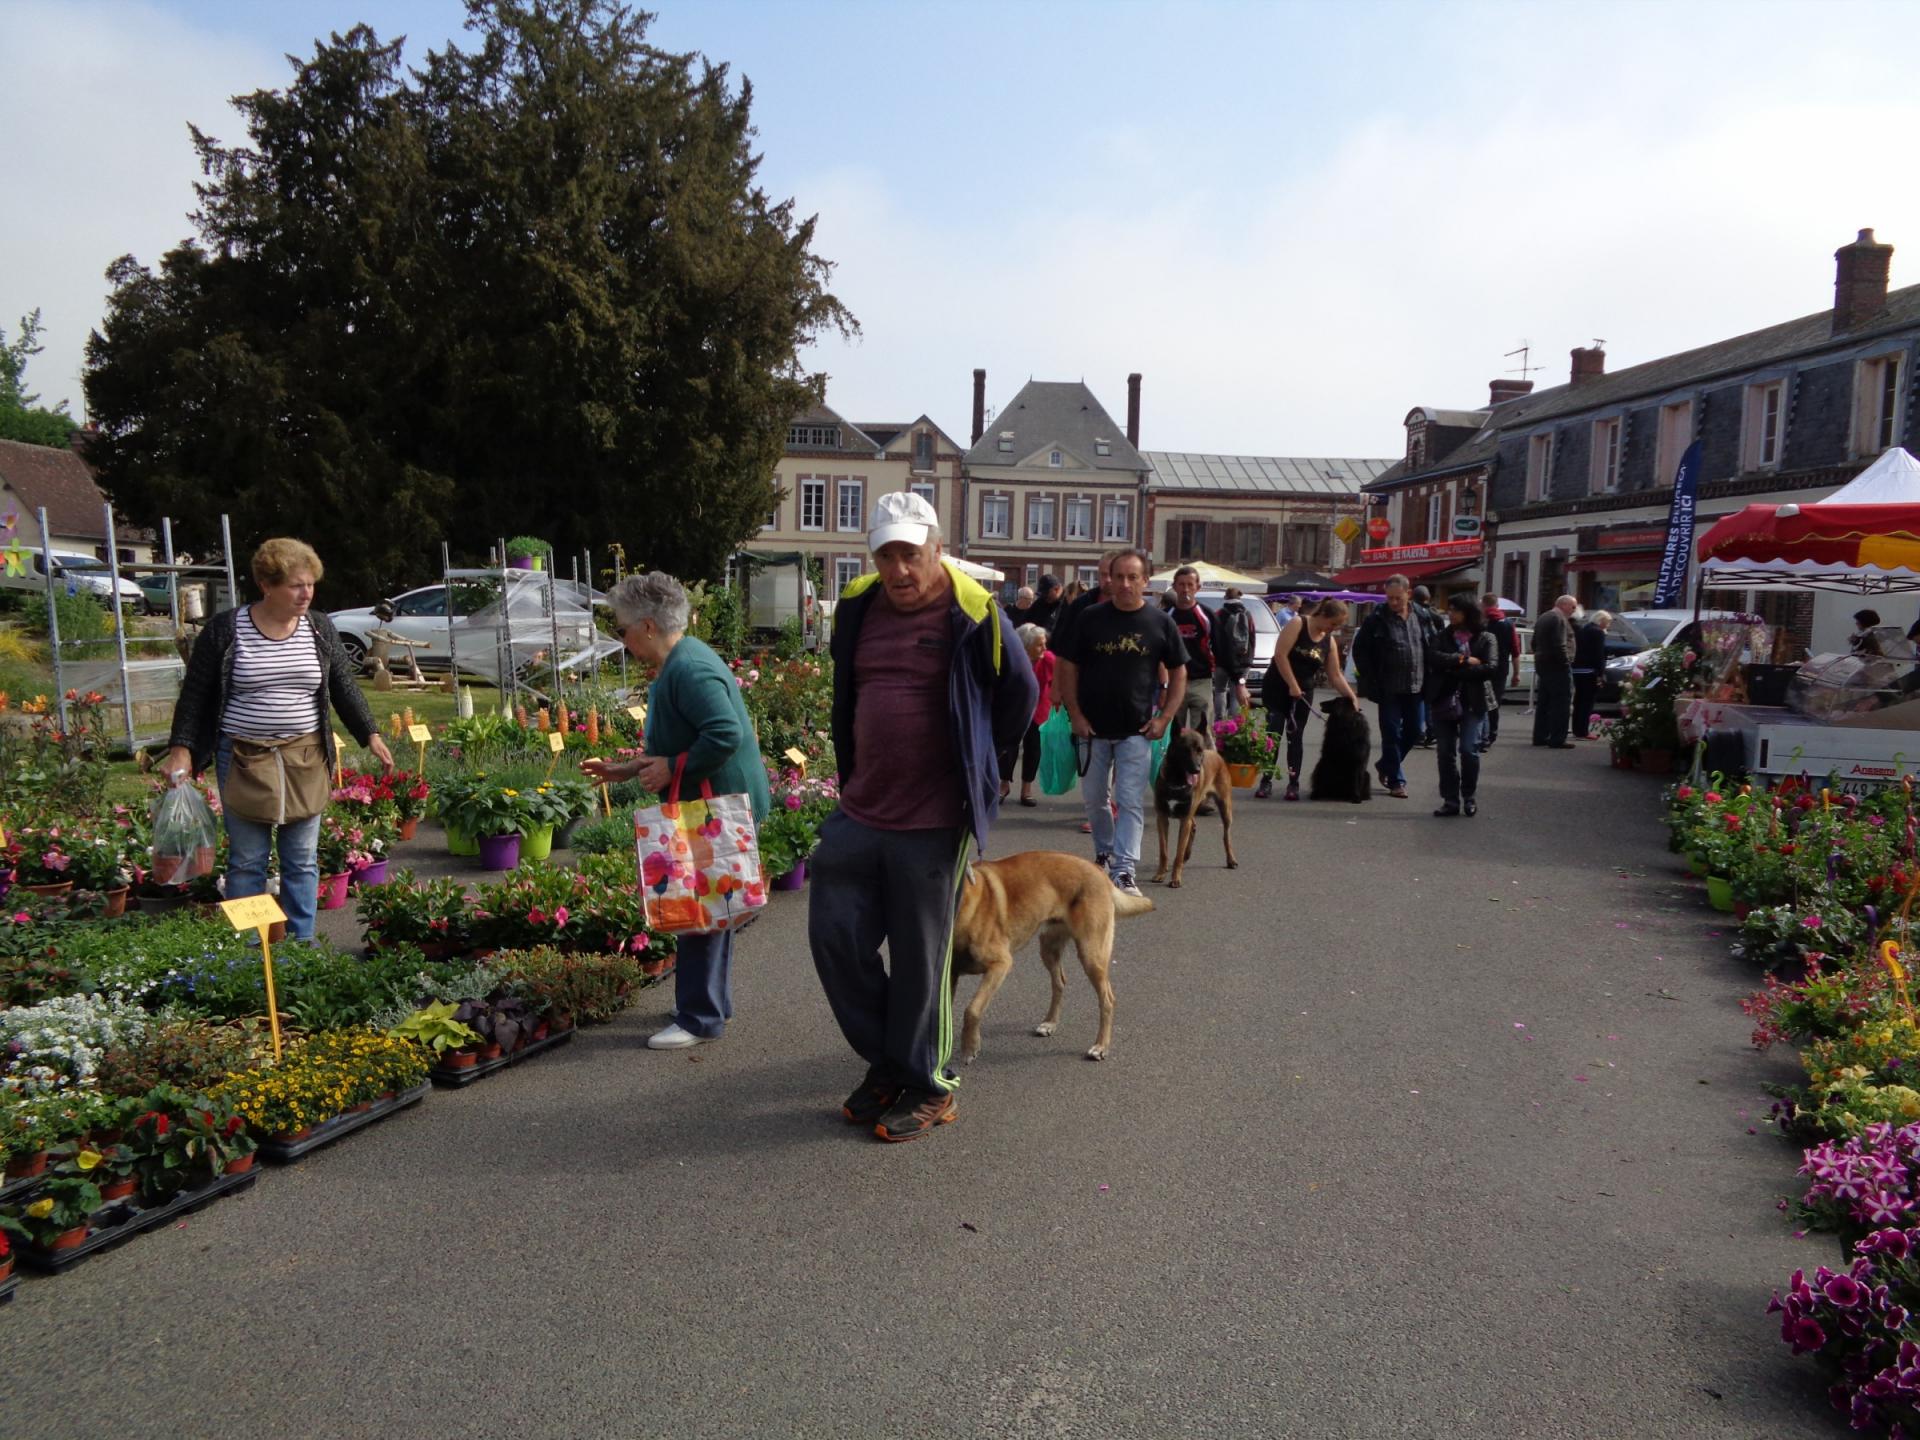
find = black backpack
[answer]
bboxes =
[1216,603,1253,670]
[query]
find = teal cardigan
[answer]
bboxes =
[643,636,770,823]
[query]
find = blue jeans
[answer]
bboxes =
[215,739,322,940]
[671,929,734,1038]
[1082,734,1151,877]
[1375,694,1424,789]
[1435,710,1486,805]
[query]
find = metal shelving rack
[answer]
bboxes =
[37,503,238,753]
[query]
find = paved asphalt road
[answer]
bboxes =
[4,727,1845,1439]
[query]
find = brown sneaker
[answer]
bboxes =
[842,1065,900,1125]
[874,1087,956,1142]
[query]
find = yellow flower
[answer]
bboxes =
[25,1197,53,1219]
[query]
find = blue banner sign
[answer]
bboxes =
[1652,440,1703,607]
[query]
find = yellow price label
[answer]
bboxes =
[548,730,566,753]
[627,704,647,724]
[220,894,287,931]
[408,724,432,744]
[783,747,809,775]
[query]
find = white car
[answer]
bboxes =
[0,547,143,606]
[329,576,603,677]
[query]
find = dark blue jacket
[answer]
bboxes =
[830,563,1038,853]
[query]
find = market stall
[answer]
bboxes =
[1683,447,1920,789]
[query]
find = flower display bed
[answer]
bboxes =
[12,1165,259,1275]
[429,1023,575,1088]
[256,1082,431,1164]
[0,1172,45,1208]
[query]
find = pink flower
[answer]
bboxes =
[553,906,569,928]
[528,907,547,925]
[1801,914,1824,929]
[9,911,28,924]
[42,850,68,872]
[784,794,802,810]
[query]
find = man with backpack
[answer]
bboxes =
[1212,586,1255,719]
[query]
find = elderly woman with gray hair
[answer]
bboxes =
[581,571,770,1050]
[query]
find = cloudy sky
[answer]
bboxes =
[4,0,1917,459]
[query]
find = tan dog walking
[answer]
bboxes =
[950,852,1152,1063]
[1151,726,1238,888]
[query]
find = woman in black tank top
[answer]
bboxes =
[1259,599,1363,800]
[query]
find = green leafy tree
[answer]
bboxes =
[0,309,80,448]
[84,0,853,604]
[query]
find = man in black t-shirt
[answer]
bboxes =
[1057,549,1187,899]
[1165,565,1216,742]
[1051,550,1121,656]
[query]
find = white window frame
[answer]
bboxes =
[1425,494,1442,540]
[836,478,864,533]
[1065,496,1093,541]
[799,476,825,532]
[1077,565,1099,588]
[833,557,862,597]
[1655,400,1693,486]
[1526,432,1554,502]
[789,424,839,448]
[909,481,936,506]
[997,431,1014,453]
[1095,438,1112,457]
[1590,416,1622,494]
[912,431,934,473]
[981,493,1010,540]
[1024,564,1039,588]
[1027,495,1056,540]
[1048,450,1063,468]
[762,501,778,531]
[1855,352,1907,457]
[1101,497,1131,543]
[1743,381,1785,471]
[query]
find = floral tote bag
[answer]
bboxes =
[633,757,767,934]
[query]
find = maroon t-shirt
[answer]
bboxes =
[840,596,965,831]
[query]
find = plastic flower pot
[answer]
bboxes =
[225,1153,256,1175]
[23,880,73,897]
[1705,875,1737,912]
[49,1225,90,1252]
[510,555,534,570]
[99,1176,138,1203]
[445,823,479,858]
[1687,853,1710,876]
[480,1042,504,1061]
[398,816,419,841]
[268,921,286,945]
[477,833,521,871]
[318,872,352,910]
[554,815,583,850]
[102,886,130,918]
[5,1150,48,1180]
[1225,763,1259,789]
[520,824,555,863]
[772,861,807,891]
[444,1049,479,1070]
[351,858,391,888]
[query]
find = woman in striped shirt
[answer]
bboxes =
[166,538,392,938]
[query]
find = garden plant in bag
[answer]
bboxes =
[151,778,219,887]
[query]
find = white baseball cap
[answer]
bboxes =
[868,490,940,551]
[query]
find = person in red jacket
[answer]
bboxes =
[999,623,1056,807]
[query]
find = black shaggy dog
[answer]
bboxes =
[1308,696,1374,803]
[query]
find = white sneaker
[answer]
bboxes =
[1111,872,1144,899]
[647,1022,712,1050]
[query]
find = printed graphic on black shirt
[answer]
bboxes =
[1066,603,1188,738]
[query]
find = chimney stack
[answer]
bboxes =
[1488,378,1533,407]
[971,368,987,445]
[1126,372,1142,448]
[1834,228,1894,334]
[1570,346,1606,387]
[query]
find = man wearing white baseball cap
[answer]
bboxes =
[809,490,1037,1142]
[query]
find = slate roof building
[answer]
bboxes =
[1350,229,1919,652]
[1143,452,1389,587]
[959,371,1150,593]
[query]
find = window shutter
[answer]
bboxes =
[1206,523,1230,565]
[1263,523,1280,569]
[1165,518,1179,556]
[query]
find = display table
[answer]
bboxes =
[1682,699,1920,791]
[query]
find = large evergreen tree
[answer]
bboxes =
[85,1,853,601]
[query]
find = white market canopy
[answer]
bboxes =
[1147,560,1266,589]
[948,557,1005,583]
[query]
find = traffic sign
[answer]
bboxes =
[1366,516,1391,541]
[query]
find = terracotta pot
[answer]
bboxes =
[22,880,73,897]
[318,872,351,910]
[49,1224,89,1252]
[0,1256,11,1284]
[480,1042,504,1061]
[444,1049,479,1070]
[224,1153,256,1175]
[273,1126,314,1144]
[192,844,216,874]
[151,853,184,884]
[379,1091,396,1102]
[102,886,130,918]
[398,816,419,842]
[348,1101,373,1114]
[531,1020,550,1043]
[1225,762,1260,789]
[267,920,287,945]
[98,1175,138,1203]
[5,1150,48,1180]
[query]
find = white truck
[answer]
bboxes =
[729,551,821,649]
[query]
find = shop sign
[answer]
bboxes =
[1358,538,1481,564]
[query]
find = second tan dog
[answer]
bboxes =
[950,851,1153,1063]
[1151,725,1238,888]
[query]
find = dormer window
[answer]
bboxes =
[1049,450,1063,468]
[913,430,934,471]
[788,424,840,448]
[1095,437,1112,457]
[997,431,1013,453]
[1408,436,1425,469]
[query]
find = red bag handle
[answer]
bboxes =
[663,755,714,809]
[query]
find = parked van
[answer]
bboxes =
[0,548,143,606]
[729,551,820,649]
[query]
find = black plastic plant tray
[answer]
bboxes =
[430,1024,576,1089]
[257,1082,431,1164]
[14,1166,260,1275]
[0,1171,45,1207]
[0,1270,16,1305]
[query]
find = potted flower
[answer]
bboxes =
[390,770,430,840]
[505,535,550,572]
[314,814,367,908]
[7,828,75,896]
[499,946,651,1028]
[452,992,537,1058]
[358,871,473,955]
[60,823,133,915]
[1211,713,1276,787]
[462,784,535,871]
[389,1002,483,1067]
[1,1175,103,1251]
[0,1225,10,1284]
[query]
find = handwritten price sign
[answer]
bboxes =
[408,724,432,744]
[220,894,289,1059]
